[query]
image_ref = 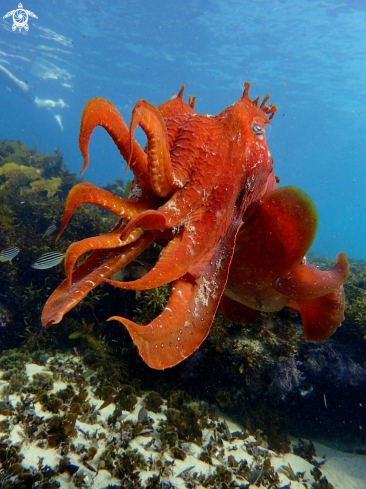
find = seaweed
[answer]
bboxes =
[163,406,202,442]
[167,390,192,410]
[27,372,54,394]
[144,391,163,413]
[68,318,106,352]
[311,466,335,489]
[0,139,120,352]
[112,449,147,479]
[133,284,171,326]
[0,346,339,488]
[293,438,317,464]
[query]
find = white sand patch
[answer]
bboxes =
[92,470,121,488]
[25,363,52,377]
[93,400,115,423]
[21,443,61,470]
[272,452,315,487]
[51,380,69,392]
[313,442,366,489]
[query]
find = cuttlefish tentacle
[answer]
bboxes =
[119,210,168,241]
[109,276,200,369]
[118,184,209,240]
[57,182,151,240]
[108,223,240,370]
[273,252,349,300]
[65,226,144,289]
[105,207,229,291]
[79,98,150,188]
[105,232,184,290]
[129,100,181,197]
[42,233,155,328]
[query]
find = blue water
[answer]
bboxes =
[1,0,365,259]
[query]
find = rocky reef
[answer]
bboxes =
[0,139,120,350]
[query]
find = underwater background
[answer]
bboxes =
[0,1,366,488]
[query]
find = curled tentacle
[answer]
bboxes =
[57,182,150,240]
[129,100,178,197]
[65,227,144,289]
[79,97,150,187]
[108,223,239,369]
[42,234,154,327]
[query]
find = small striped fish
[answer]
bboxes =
[31,252,65,270]
[0,246,20,262]
[44,223,57,235]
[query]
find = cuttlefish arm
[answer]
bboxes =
[79,98,150,188]
[129,100,179,197]
[42,233,154,328]
[79,87,195,196]
[108,220,241,370]
[56,182,153,240]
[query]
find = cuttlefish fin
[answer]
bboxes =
[220,295,260,323]
[224,186,318,312]
[288,286,346,342]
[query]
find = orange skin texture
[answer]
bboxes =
[42,84,278,369]
[221,186,349,342]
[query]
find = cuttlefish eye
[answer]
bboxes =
[251,122,265,139]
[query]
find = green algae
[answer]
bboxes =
[0,139,121,352]
[29,176,62,198]
[144,391,163,413]
[133,284,170,326]
[344,260,366,336]
[68,318,105,352]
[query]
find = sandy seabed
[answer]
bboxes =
[0,353,365,488]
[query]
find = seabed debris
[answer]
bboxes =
[0,351,340,489]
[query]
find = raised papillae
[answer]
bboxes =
[42,84,349,369]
